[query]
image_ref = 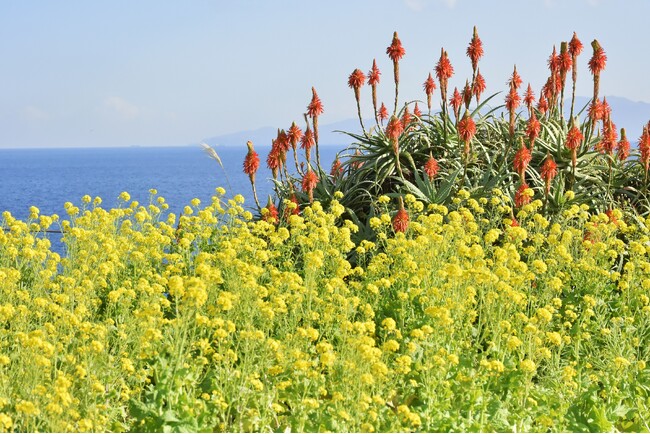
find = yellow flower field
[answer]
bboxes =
[0,188,649,432]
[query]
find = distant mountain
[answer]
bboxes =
[202,96,650,149]
[202,118,370,149]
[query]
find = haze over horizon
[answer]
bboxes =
[2,0,650,149]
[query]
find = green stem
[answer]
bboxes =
[569,60,578,120]
[607,158,613,206]
[372,85,379,127]
[313,116,321,169]
[292,146,303,177]
[356,98,367,137]
[250,177,261,211]
[460,149,469,192]
[570,158,576,191]
[395,149,405,180]
[393,62,400,116]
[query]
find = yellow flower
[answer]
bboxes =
[183,277,208,308]
[378,195,390,204]
[0,413,12,430]
[382,339,400,352]
[382,317,397,332]
[506,335,522,350]
[300,397,319,409]
[561,366,577,382]
[395,355,412,374]
[360,373,375,385]
[78,418,94,431]
[536,307,553,324]
[614,356,631,369]
[168,276,184,297]
[546,331,563,346]
[536,347,552,359]
[16,400,40,416]
[531,259,547,274]
[484,229,501,244]
[520,359,536,374]
[547,277,563,292]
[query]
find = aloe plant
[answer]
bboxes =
[242,28,650,238]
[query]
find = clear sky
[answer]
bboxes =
[1,0,649,148]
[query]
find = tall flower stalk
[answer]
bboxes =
[462,79,472,110]
[505,66,522,140]
[546,47,559,116]
[386,115,405,178]
[368,59,381,126]
[513,139,532,181]
[466,26,484,93]
[243,140,261,209]
[473,68,486,104]
[523,83,535,115]
[302,167,319,204]
[458,109,476,187]
[566,117,584,188]
[558,41,572,122]
[307,87,324,168]
[287,121,304,175]
[267,138,282,181]
[386,31,406,116]
[639,126,650,190]
[450,87,462,124]
[423,73,436,115]
[588,39,607,127]
[436,48,454,140]
[526,110,541,150]
[276,129,291,180]
[378,102,389,124]
[348,68,367,135]
[568,32,583,120]
[541,152,558,203]
[301,114,315,166]
[617,128,630,162]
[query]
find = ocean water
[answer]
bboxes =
[0,145,341,252]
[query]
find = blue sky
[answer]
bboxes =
[1,0,649,148]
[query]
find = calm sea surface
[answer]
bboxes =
[0,145,341,252]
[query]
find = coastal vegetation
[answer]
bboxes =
[1,28,650,432]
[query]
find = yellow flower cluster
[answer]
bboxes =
[0,188,648,431]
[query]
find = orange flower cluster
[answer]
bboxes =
[513,143,532,180]
[392,202,409,233]
[424,154,439,182]
[423,73,436,112]
[541,154,558,195]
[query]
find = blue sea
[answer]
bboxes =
[0,145,341,252]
